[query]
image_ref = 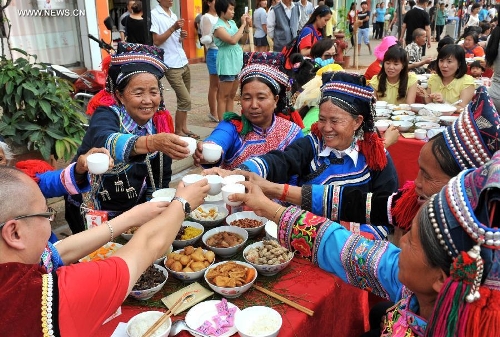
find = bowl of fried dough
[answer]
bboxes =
[204,260,257,298]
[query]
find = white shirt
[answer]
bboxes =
[150,5,188,68]
[488,7,497,20]
[318,145,359,166]
[298,0,314,30]
[200,13,219,49]
[267,1,300,39]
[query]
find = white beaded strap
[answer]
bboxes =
[105,221,114,242]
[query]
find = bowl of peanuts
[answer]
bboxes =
[243,240,294,276]
[226,211,267,238]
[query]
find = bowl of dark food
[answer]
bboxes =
[243,240,294,276]
[129,264,168,301]
[173,221,204,248]
[164,246,215,281]
[202,226,248,258]
[226,211,267,238]
[126,311,171,337]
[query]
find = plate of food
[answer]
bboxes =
[425,103,457,116]
[204,192,223,203]
[189,204,228,227]
[185,300,240,337]
[79,242,123,262]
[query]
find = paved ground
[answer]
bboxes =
[50,37,441,238]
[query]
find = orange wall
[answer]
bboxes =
[96,0,111,59]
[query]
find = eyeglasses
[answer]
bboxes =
[323,53,337,59]
[0,207,57,229]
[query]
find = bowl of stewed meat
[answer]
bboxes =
[202,226,248,258]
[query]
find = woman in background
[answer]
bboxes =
[485,25,500,111]
[200,0,220,123]
[253,0,269,52]
[123,1,146,44]
[297,5,332,57]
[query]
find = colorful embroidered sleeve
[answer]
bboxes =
[203,121,241,168]
[278,206,403,301]
[239,136,315,182]
[82,107,141,164]
[36,163,90,198]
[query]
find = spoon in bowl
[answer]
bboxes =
[169,320,211,337]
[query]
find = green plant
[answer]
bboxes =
[336,7,351,40]
[0,49,86,160]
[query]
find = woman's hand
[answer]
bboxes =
[429,92,444,103]
[202,167,235,177]
[241,13,249,26]
[152,133,190,160]
[122,201,170,228]
[175,179,210,210]
[228,181,277,219]
[75,147,114,175]
[416,85,427,97]
[237,170,278,198]
[383,125,399,148]
[193,142,206,166]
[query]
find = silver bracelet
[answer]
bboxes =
[105,221,114,241]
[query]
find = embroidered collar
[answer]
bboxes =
[117,105,154,136]
[318,144,359,166]
[252,114,276,137]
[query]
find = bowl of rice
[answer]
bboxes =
[173,221,204,248]
[126,311,171,337]
[235,306,282,337]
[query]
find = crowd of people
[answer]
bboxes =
[3,0,500,336]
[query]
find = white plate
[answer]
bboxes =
[185,300,240,337]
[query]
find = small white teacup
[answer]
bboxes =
[206,174,223,196]
[414,128,427,140]
[150,196,173,203]
[221,174,246,186]
[179,136,197,156]
[202,143,223,163]
[86,153,109,175]
[222,183,245,206]
[182,174,205,186]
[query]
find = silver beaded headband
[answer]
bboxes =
[321,81,374,101]
[111,54,168,73]
[238,64,289,94]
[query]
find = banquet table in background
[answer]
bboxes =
[388,136,426,187]
[95,258,375,337]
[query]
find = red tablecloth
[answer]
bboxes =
[94,258,372,337]
[388,136,425,187]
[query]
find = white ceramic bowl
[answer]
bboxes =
[121,232,134,241]
[374,121,389,132]
[152,188,176,200]
[164,248,214,282]
[126,311,171,337]
[416,115,440,123]
[86,153,109,175]
[129,264,168,301]
[414,122,441,130]
[439,115,459,126]
[392,121,413,132]
[375,108,390,115]
[173,221,205,248]
[374,113,391,121]
[397,104,411,110]
[202,226,248,258]
[264,221,278,241]
[204,261,257,298]
[235,306,282,337]
[154,245,174,265]
[387,104,396,110]
[206,174,223,196]
[391,115,415,122]
[189,204,229,227]
[391,110,415,116]
[243,241,293,276]
[425,103,457,116]
[226,211,267,238]
[375,100,387,107]
[414,129,427,140]
[410,103,426,112]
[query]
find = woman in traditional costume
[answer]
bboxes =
[65,43,191,234]
[232,151,500,337]
[193,63,304,170]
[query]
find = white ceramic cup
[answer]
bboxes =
[152,188,176,199]
[150,196,173,203]
[221,174,246,186]
[179,136,197,156]
[222,183,245,206]
[86,153,109,175]
[206,174,223,196]
[182,174,205,186]
[202,143,223,163]
[420,82,428,89]
[414,128,427,140]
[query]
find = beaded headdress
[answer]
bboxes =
[311,72,386,170]
[442,86,500,171]
[425,151,500,337]
[238,63,289,95]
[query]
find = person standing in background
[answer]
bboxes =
[119,0,135,41]
[435,3,446,42]
[253,0,269,52]
[348,3,357,47]
[200,0,220,123]
[151,0,199,139]
[297,0,315,31]
[429,2,437,41]
[400,0,431,55]
[123,1,146,44]
[357,1,372,55]
[375,2,387,39]
[267,0,301,53]
[324,0,337,38]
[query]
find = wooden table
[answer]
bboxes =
[95,258,373,337]
[387,135,426,187]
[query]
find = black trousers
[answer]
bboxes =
[436,25,444,42]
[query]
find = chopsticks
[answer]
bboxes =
[141,291,194,337]
[253,285,314,316]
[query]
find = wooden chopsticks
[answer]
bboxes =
[141,291,194,337]
[253,285,314,316]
